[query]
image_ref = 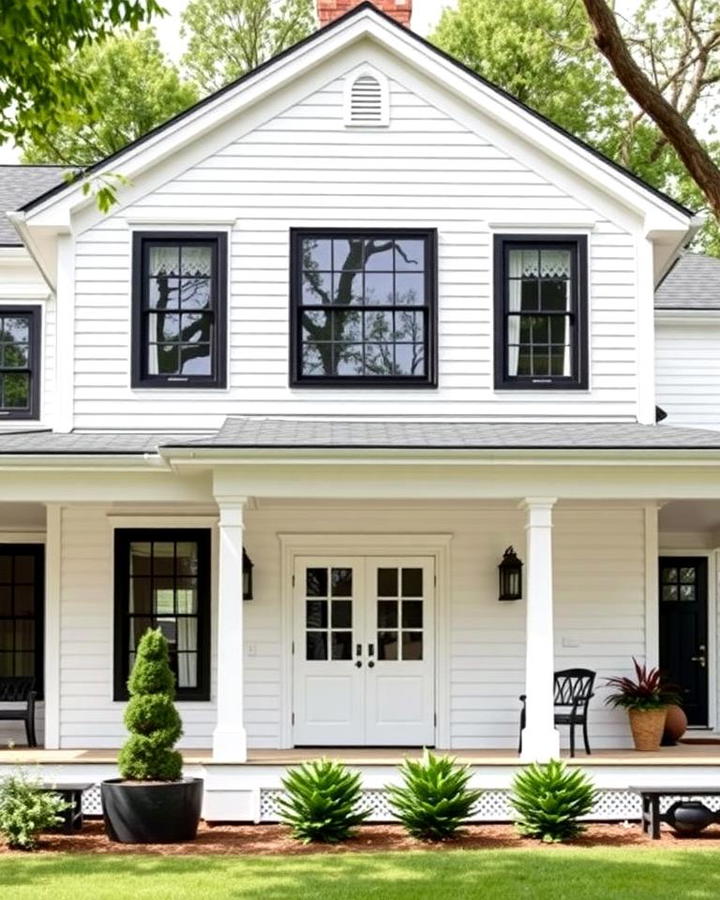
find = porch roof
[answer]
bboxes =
[166,418,720,452]
[4,420,720,456]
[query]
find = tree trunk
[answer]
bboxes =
[581,0,720,219]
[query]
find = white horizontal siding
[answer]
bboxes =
[52,502,646,751]
[71,75,640,429]
[656,320,720,429]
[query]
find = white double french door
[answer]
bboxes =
[292,556,435,746]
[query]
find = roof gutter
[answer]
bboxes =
[654,212,706,287]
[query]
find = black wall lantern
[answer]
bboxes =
[243,549,254,601]
[498,546,522,601]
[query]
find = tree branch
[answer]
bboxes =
[581,0,720,217]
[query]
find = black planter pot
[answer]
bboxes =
[101,777,203,843]
[666,800,717,835]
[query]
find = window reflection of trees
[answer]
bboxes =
[300,236,427,378]
[147,244,214,377]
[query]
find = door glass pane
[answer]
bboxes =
[402,600,423,628]
[402,631,423,660]
[306,568,328,597]
[331,600,352,628]
[378,600,398,628]
[662,567,677,584]
[680,567,696,584]
[679,584,696,602]
[662,585,678,602]
[0,586,10,617]
[14,586,34,617]
[306,631,328,660]
[401,568,423,596]
[331,568,352,597]
[14,556,35,584]
[378,630,399,660]
[331,631,352,661]
[306,600,328,628]
[377,568,398,596]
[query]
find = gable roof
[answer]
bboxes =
[0,165,65,244]
[18,1,693,221]
[655,253,720,310]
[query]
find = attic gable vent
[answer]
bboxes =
[344,71,389,127]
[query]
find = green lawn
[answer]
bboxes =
[1,849,720,899]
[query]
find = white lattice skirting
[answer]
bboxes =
[79,785,720,823]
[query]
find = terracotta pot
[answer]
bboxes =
[662,704,688,746]
[628,707,667,751]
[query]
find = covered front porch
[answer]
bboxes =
[1,438,720,822]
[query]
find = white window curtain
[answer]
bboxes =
[507,251,523,376]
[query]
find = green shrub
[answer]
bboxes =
[117,628,183,781]
[277,759,370,843]
[387,750,482,840]
[510,759,597,842]
[0,770,70,850]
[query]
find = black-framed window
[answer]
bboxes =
[290,229,437,386]
[131,233,227,388]
[0,307,41,419]
[494,236,588,390]
[114,529,211,701]
[0,545,44,696]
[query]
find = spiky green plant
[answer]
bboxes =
[387,750,482,840]
[277,759,370,843]
[510,759,597,843]
[117,628,183,781]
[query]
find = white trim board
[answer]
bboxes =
[277,532,453,748]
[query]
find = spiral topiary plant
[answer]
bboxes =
[387,750,482,840]
[510,759,597,842]
[117,628,183,781]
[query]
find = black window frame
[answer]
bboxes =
[0,544,44,697]
[131,232,227,389]
[0,305,41,420]
[113,528,212,702]
[290,227,438,388]
[493,235,588,391]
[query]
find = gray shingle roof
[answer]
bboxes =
[166,418,720,450]
[655,253,720,310]
[0,165,67,245]
[0,431,207,454]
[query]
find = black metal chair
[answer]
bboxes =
[518,668,596,757]
[0,676,38,747]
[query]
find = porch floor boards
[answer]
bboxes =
[2,743,720,766]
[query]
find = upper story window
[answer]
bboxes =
[494,235,588,390]
[131,232,227,389]
[291,229,437,387]
[0,307,40,420]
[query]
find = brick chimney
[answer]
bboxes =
[317,0,412,28]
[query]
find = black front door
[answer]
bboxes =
[659,556,708,726]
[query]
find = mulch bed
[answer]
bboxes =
[3,821,720,855]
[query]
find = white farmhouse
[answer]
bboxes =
[1,1,719,821]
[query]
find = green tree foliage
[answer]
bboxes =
[0,0,162,149]
[277,759,369,843]
[118,628,183,782]
[22,29,199,166]
[431,0,720,252]
[510,760,597,843]
[0,771,70,850]
[387,750,482,841]
[431,0,629,154]
[181,0,316,93]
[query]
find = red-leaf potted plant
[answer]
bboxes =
[605,658,680,751]
[101,628,203,842]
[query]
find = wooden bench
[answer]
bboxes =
[632,786,720,839]
[40,783,94,834]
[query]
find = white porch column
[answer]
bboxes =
[520,497,560,762]
[43,504,62,749]
[212,497,248,761]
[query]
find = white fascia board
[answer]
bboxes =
[655,309,720,324]
[23,10,692,233]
